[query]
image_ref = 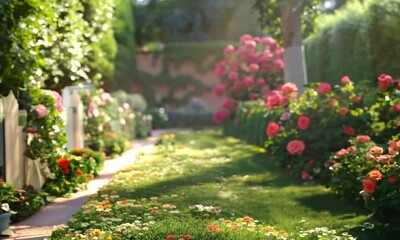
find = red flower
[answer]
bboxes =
[63,168,70,175]
[75,169,84,175]
[266,122,280,137]
[317,82,332,95]
[388,176,397,185]
[378,74,394,91]
[353,96,362,104]
[343,126,355,136]
[26,127,36,133]
[182,234,192,239]
[286,140,305,155]
[302,171,311,180]
[297,115,310,130]
[57,158,70,169]
[363,179,377,193]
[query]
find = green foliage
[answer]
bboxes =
[112,0,136,91]
[252,0,320,45]
[304,0,400,84]
[25,88,67,161]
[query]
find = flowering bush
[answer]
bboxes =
[212,34,284,124]
[327,136,376,200]
[360,139,400,229]
[42,148,105,196]
[25,88,66,161]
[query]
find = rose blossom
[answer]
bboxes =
[368,170,383,181]
[228,71,238,81]
[256,78,266,87]
[317,82,332,95]
[369,146,384,155]
[224,44,234,55]
[328,99,338,108]
[339,107,349,116]
[336,149,348,157]
[297,115,310,130]
[341,76,351,85]
[266,122,280,137]
[343,126,355,136]
[286,140,305,155]
[57,158,69,168]
[221,98,235,109]
[388,176,397,184]
[353,96,362,104]
[377,154,391,163]
[281,82,298,94]
[35,104,49,118]
[363,179,377,193]
[347,146,357,153]
[378,74,394,91]
[212,84,226,97]
[356,135,370,143]
[280,112,291,121]
[249,63,259,73]
[302,171,311,180]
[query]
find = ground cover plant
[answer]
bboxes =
[50,130,373,239]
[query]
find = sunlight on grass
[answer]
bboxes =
[50,129,371,239]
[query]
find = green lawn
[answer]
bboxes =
[51,130,374,239]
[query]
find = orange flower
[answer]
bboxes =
[207,224,221,232]
[368,170,383,181]
[0,179,4,184]
[150,209,159,215]
[243,216,254,222]
[263,226,274,232]
[57,158,70,168]
[369,146,384,155]
[75,169,83,175]
[92,229,101,236]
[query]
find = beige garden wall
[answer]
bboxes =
[133,53,222,110]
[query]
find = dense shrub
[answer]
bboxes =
[305,0,400,85]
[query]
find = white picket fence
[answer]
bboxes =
[1,92,27,188]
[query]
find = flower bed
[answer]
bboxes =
[50,131,368,239]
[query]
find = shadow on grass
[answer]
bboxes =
[295,192,368,216]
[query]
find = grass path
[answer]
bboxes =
[51,130,371,239]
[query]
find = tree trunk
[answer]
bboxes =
[280,0,308,93]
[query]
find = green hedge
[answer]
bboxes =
[304,0,400,85]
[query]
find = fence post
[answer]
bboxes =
[3,92,24,188]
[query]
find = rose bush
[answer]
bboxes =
[212,34,284,124]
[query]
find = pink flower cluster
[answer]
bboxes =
[212,34,285,124]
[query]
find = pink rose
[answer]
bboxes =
[212,84,226,97]
[378,74,394,91]
[266,122,280,137]
[317,82,332,95]
[297,115,311,130]
[281,82,298,94]
[222,98,235,109]
[336,149,348,157]
[272,59,284,71]
[35,104,49,118]
[256,78,266,88]
[341,76,351,85]
[224,44,234,55]
[243,76,255,87]
[248,63,259,73]
[286,140,305,155]
[280,112,291,121]
[228,71,238,81]
[356,135,371,143]
[302,171,311,180]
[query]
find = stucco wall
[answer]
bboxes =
[133,53,222,110]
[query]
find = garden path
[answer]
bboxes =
[5,130,169,240]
